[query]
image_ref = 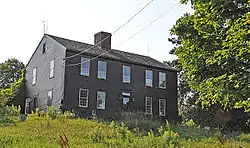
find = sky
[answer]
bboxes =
[0,0,193,64]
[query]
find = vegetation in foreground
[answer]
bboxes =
[0,109,249,148]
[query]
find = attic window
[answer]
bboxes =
[42,43,46,54]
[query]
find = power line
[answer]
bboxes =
[64,0,155,60]
[66,2,180,67]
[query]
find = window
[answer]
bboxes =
[47,90,53,106]
[145,97,152,114]
[122,92,130,105]
[97,61,107,79]
[145,70,153,87]
[97,91,106,110]
[123,65,131,83]
[42,43,46,54]
[80,57,90,76]
[32,68,37,85]
[159,99,166,116]
[49,60,55,78]
[33,97,38,109]
[25,98,31,114]
[79,89,89,107]
[159,72,166,89]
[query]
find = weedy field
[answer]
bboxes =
[0,113,249,148]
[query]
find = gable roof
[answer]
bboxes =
[46,34,178,71]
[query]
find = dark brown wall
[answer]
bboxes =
[63,51,178,121]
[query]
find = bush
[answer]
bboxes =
[0,105,21,124]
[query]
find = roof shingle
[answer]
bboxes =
[46,34,178,71]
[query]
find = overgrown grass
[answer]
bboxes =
[0,113,249,148]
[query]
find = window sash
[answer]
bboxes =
[79,89,88,107]
[80,57,90,76]
[145,70,153,87]
[32,68,37,85]
[159,99,166,116]
[96,91,106,110]
[159,72,166,88]
[123,66,131,83]
[98,61,107,79]
[47,90,53,106]
[49,60,55,78]
[145,97,152,114]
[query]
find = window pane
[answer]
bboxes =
[81,57,90,76]
[159,99,166,116]
[98,61,107,79]
[145,97,152,114]
[145,70,153,87]
[123,66,131,83]
[79,89,88,107]
[50,60,55,78]
[97,91,106,109]
[159,72,166,88]
[32,68,37,85]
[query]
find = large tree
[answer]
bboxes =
[170,0,250,112]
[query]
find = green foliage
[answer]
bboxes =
[0,115,249,147]
[170,0,250,111]
[0,105,21,124]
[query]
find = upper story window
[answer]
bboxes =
[159,99,166,116]
[49,60,55,78]
[159,72,166,89]
[145,97,152,114]
[97,61,107,79]
[123,65,131,83]
[32,68,37,85]
[80,57,90,76]
[79,88,89,108]
[42,43,46,54]
[145,70,153,87]
[96,91,106,110]
[47,90,53,106]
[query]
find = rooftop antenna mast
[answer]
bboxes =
[42,20,48,34]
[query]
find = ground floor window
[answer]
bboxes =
[97,91,106,110]
[145,97,152,114]
[47,90,53,106]
[159,99,166,116]
[79,88,89,107]
[25,98,31,114]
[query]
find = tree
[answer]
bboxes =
[169,0,250,112]
[0,58,24,89]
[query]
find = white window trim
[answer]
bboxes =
[158,72,166,89]
[32,68,37,85]
[25,98,31,114]
[49,60,55,78]
[79,88,89,108]
[145,97,152,114]
[80,57,90,76]
[159,99,166,116]
[145,70,153,87]
[96,91,106,110]
[97,61,107,79]
[123,65,131,83]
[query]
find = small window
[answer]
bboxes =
[80,57,90,76]
[97,91,106,110]
[122,92,130,105]
[32,68,37,85]
[79,89,89,107]
[97,61,107,79]
[42,43,46,54]
[47,90,53,106]
[145,97,152,114]
[49,60,55,78]
[159,72,166,89]
[33,97,38,109]
[145,70,153,87]
[123,65,131,83]
[25,98,31,114]
[159,99,166,116]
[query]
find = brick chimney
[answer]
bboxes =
[94,31,112,49]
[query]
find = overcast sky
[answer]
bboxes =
[0,0,193,64]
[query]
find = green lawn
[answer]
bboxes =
[0,115,249,148]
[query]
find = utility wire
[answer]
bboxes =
[64,0,155,60]
[66,2,180,67]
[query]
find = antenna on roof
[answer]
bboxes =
[147,44,150,57]
[42,20,48,34]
